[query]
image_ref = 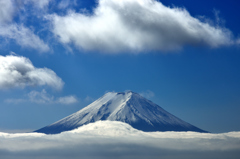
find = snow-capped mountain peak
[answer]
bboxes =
[35,91,207,134]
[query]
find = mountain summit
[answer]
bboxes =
[35,91,207,134]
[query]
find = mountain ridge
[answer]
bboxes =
[35,91,207,134]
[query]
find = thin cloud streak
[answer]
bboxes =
[0,121,240,159]
[5,89,78,105]
[56,95,78,105]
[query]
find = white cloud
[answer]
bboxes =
[237,38,240,45]
[57,95,78,104]
[0,0,50,52]
[0,24,50,52]
[28,89,54,104]
[84,96,95,103]
[58,0,70,9]
[24,0,52,9]
[140,90,155,99]
[0,0,14,23]
[6,89,78,105]
[28,90,78,104]
[0,121,240,159]
[50,0,234,53]
[0,54,64,90]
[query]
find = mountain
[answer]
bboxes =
[35,91,207,134]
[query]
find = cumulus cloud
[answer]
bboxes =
[0,121,240,159]
[50,0,234,53]
[0,54,64,90]
[5,89,78,105]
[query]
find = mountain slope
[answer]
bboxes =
[35,91,207,134]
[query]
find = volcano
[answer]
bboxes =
[35,91,207,134]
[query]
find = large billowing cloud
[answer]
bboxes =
[50,0,233,53]
[0,121,240,159]
[0,54,64,90]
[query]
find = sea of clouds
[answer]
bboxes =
[0,121,240,159]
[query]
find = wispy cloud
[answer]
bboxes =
[58,0,71,9]
[56,95,78,105]
[140,90,155,99]
[50,0,234,53]
[0,54,64,90]
[28,89,78,105]
[24,0,52,9]
[84,96,95,103]
[0,0,14,23]
[28,89,54,104]
[236,38,240,45]
[0,0,50,52]
[0,121,239,159]
[5,89,78,105]
[0,24,50,52]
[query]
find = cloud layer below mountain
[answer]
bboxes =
[0,121,240,159]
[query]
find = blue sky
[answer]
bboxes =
[0,0,239,133]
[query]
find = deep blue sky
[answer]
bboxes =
[0,0,239,133]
